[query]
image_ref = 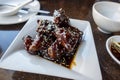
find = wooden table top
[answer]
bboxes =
[0,0,120,80]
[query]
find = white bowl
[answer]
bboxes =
[92,1,120,34]
[106,35,120,65]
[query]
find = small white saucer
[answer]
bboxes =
[0,0,40,25]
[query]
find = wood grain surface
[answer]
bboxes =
[0,0,120,80]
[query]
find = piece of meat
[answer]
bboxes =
[28,34,45,53]
[55,26,82,53]
[23,20,56,55]
[48,40,65,60]
[53,8,69,27]
[23,35,33,51]
[37,20,56,35]
[55,28,72,52]
[23,34,43,55]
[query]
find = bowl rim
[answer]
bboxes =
[106,35,120,65]
[93,1,120,23]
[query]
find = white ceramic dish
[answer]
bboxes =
[0,0,32,16]
[0,0,40,25]
[0,16,102,80]
[106,35,120,65]
[92,1,120,34]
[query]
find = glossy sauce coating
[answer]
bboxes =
[23,9,83,68]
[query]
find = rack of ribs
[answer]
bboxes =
[23,8,83,68]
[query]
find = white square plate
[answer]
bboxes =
[0,16,102,80]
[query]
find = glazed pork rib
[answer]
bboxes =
[23,8,83,68]
[24,20,56,55]
[53,8,69,27]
